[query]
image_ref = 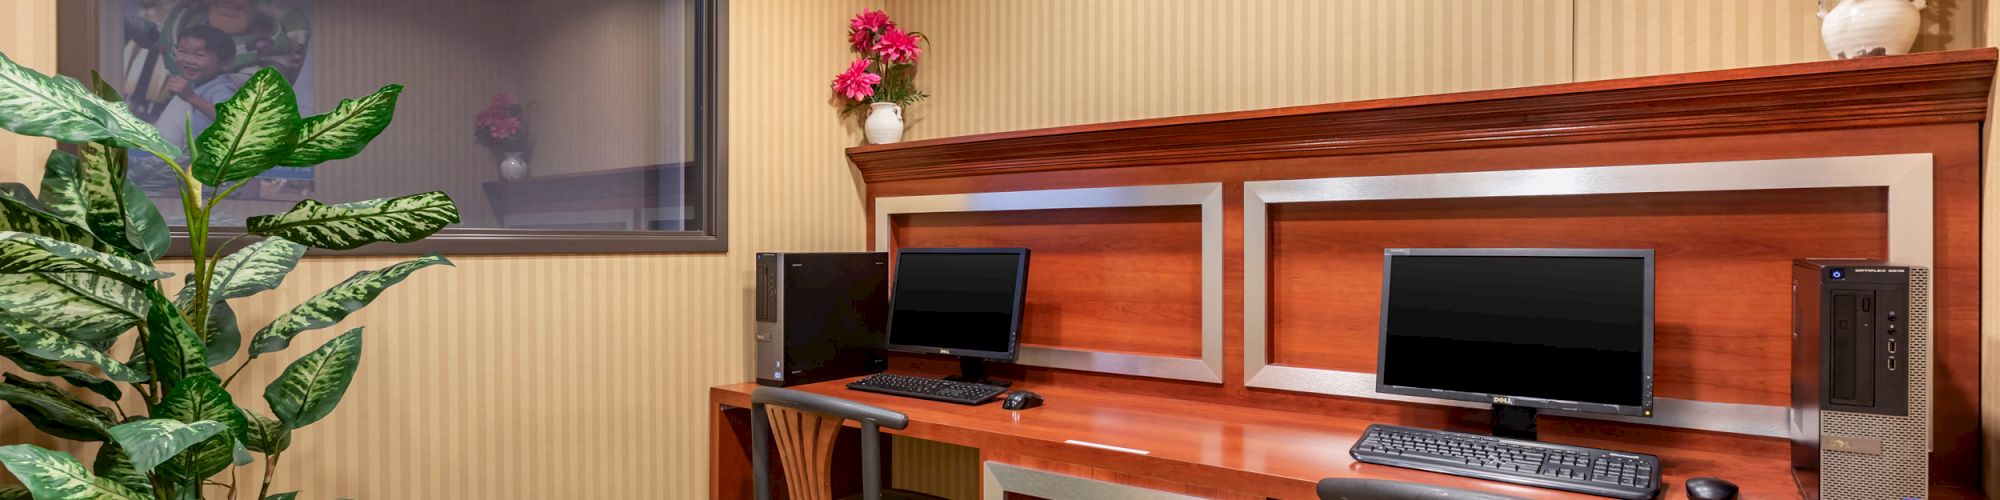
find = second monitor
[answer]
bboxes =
[885,247,1031,387]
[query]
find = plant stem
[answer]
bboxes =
[254,453,281,500]
[226,466,239,500]
[222,356,253,388]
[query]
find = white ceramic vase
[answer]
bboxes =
[864,102,904,145]
[1819,0,1926,59]
[498,151,528,180]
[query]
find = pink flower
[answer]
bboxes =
[849,27,873,51]
[831,58,880,101]
[850,9,893,33]
[873,28,921,63]
[486,117,522,139]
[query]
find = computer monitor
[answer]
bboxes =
[1375,248,1653,440]
[885,248,1030,386]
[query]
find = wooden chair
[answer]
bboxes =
[1316,478,1526,500]
[751,387,946,500]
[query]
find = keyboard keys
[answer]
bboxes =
[1349,424,1661,500]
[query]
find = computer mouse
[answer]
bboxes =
[1001,391,1043,410]
[1684,477,1738,500]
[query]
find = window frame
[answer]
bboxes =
[65,0,730,256]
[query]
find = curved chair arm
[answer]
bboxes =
[1316,478,1527,500]
[752,387,909,430]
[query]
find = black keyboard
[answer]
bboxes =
[846,373,1009,405]
[1350,424,1662,500]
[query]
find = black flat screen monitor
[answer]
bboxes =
[885,248,1029,361]
[1375,248,1654,417]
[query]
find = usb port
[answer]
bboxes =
[1888,338,1897,353]
[1861,298,1873,312]
[1888,356,1898,371]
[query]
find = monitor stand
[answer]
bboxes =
[943,356,1012,388]
[1491,404,1539,441]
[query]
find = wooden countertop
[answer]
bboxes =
[713,379,1801,499]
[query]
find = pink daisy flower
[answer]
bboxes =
[831,58,881,101]
[873,27,922,64]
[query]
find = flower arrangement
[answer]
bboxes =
[832,9,927,112]
[473,93,530,153]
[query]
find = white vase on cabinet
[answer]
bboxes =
[1819,0,1926,59]
[864,102,904,145]
[498,151,528,180]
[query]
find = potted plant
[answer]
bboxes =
[0,51,460,500]
[473,93,532,180]
[833,8,927,144]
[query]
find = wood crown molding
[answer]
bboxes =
[848,49,1997,183]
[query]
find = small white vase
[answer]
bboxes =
[1819,0,1926,59]
[864,102,904,145]
[498,152,528,180]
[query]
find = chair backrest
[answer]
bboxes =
[751,387,910,500]
[1315,478,1527,500]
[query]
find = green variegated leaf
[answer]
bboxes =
[105,419,226,474]
[152,377,247,485]
[0,485,28,500]
[245,192,460,250]
[0,193,102,249]
[191,68,300,186]
[87,71,120,102]
[283,84,402,166]
[120,178,168,262]
[0,272,146,341]
[0,335,121,400]
[0,314,146,382]
[36,150,90,230]
[265,493,299,500]
[0,183,39,209]
[0,445,147,500]
[178,237,306,304]
[0,232,169,284]
[0,374,116,441]
[250,254,449,355]
[201,301,242,366]
[0,52,177,158]
[244,411,291,454]
[266,328,362,429]
[142,287,211,392]
[123,335,148,378]
[90,445,152,497]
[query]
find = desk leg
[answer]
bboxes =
[712,405,755,500]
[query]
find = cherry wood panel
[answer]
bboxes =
[849,50,1995,182]
[860,121,1984,489]
[1269,188,1888,407]
[714,381,1814,499]
[984,451,1263,500]
[891,206,1205,358]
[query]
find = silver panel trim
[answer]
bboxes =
[1243,154,1934,438]
[983,461,1203,500]
[876,183,1225,383]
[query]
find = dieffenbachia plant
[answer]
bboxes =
[0,51,460,499]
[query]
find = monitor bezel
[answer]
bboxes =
[1373,248,1655,417]
[884,247,1031,362]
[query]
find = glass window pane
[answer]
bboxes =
[96,0,705,232]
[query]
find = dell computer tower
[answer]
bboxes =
[755,252,889,387]
[1791,259,1930,499]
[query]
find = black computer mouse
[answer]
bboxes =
[1685,477,1739,500]
[1001,390,1043,410]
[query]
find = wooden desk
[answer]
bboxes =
[711,379,1803,499]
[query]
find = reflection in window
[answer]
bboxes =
[91,0,706,232]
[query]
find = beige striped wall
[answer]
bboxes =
[1,0,881,498]
[885,0,1971,142]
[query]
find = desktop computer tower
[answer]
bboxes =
[755,252,889,387]
[1790,260,1929,499]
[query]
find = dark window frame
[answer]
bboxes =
[62,0,730,256]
